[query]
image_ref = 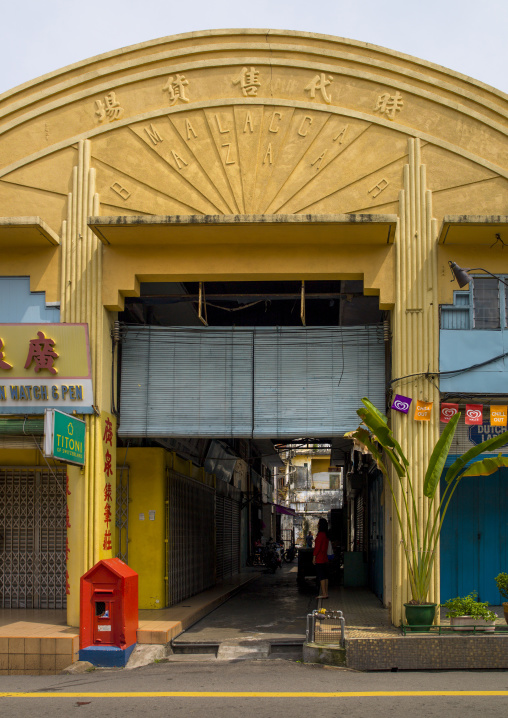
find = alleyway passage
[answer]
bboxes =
[173,564,312,648]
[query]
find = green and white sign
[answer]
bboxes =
[44,408,86,466]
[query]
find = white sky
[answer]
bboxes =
[1,0,507,95]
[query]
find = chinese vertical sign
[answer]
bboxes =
[66,474,71,596]
[99,412,116,559]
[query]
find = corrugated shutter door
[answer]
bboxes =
[167,470,215,606]
[215,496,240,581]
[355,494,365,552]
[215,496,225,581]
[0,467,66,609]
[231,500,240,576]
[120,327,253,437]
[254,327,385,436]
[119,326,385,438]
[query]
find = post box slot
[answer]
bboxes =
[95,601,110,617]
[93,588,114,594]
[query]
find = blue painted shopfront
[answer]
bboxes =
[440,467,508,605]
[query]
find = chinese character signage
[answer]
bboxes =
[0,324,93,413]
[100,411,116,559]
[43,409,86,466]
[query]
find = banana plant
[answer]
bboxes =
[347,398,508,604]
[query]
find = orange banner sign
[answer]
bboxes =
[414,400,433,421]
[490,405,507,426]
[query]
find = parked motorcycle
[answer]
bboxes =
[284,543,296,563]
[264,541,280,573]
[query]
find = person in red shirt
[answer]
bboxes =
[312,517,330,599]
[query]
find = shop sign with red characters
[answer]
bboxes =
[0,323,93,413]
[100,412,116,558]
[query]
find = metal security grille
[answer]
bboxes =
[119,325,385,438]
[215,496,240,581]
[166,469,215,606]
[115,466,129,564]
[355,494,365,552]
[0,467,67,609]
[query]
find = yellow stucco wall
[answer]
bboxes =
[0,448,41,465]
[125,448,167,609]
[311,458,330,474]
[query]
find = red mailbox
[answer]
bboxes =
[79,557,138,666]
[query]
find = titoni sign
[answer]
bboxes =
[44,409,86,466]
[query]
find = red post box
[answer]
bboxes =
[79,557,138,666]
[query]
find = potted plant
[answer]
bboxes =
[442,592,497,631]
[347,398,508,631]
[494,573,508,624]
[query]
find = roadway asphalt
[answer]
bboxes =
[1,659,507,717]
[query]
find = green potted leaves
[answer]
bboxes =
[348,398,508,631]
[494,573,508,624]
[442,592,497,631]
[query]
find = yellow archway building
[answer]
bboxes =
[1,29,507,626]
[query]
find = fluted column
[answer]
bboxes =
[390,138,440,625]
[61,140,116,627]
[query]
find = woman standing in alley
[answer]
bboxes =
[312,517,330,599]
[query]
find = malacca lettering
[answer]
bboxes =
[0,384,83,401]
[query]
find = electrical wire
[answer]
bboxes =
[390,351,508,386]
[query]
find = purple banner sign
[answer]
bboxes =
[391,394,412,414]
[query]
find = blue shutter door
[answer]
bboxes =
[440,468,508,605]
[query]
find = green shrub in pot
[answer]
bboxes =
[441,592,497,621]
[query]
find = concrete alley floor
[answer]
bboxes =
[173,564,313,647]
[171,562,395,651]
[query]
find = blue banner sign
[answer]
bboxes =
[468,421,508,448]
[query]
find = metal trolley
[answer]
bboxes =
[306,609,346,647]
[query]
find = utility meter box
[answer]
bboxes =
[79,557,138,666]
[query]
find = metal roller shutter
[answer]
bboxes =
[215,496,225,581]
[0,467,67,609]
[119,325,385,438]
[215,495,240,581]
[253,326,385,436]
[166,469,215,606]
[120,327,253,438]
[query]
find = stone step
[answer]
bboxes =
[169,638,303,662]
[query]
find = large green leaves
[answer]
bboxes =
[347,427,389,477]
[423,412,460,498]
[358,398,409,467]
[444,429,508,484]
[461,453,508,477]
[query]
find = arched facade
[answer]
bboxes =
[1,29,508,627]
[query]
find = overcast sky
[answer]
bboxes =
[1,0,507,95]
